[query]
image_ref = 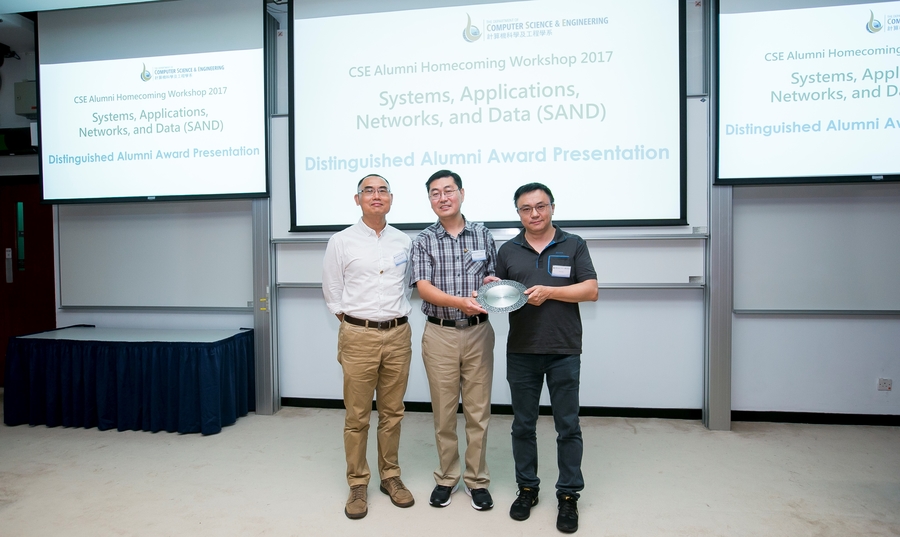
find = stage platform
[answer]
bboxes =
[4,326,255,435]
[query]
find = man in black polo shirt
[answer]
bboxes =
[495,182,598,534]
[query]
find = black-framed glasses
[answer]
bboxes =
[516,203,552,214]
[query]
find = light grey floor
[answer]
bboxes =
[1,391,898,536]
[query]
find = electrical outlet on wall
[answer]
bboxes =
[877,378,892,391]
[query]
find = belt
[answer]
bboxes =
[343,315,408,330]
[427,313,488,328]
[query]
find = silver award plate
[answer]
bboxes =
[476,279,528,313]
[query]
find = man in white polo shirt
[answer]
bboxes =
[322,174,415,520]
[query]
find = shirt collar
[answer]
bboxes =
[512,224,567,248]
[356,217,384,237]
[434,215,472,239]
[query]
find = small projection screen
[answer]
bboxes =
[291,0,686,231]
[38,0,268,202]
[717,0,900,185]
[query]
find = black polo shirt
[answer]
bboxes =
[496,225,597,355]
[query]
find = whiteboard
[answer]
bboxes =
[733,183,900,311]
[58,200,253,308]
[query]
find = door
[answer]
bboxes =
[0,175,56,386]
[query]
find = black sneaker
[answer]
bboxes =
[429,483,458,507]
[556,494,579,533]
[466,487,494,511]
[509,486,539,521]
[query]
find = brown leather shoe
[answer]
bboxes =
[379,476,415,508]
[345,484,368,519]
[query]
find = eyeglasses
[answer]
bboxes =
[429,188,459,201]
[516,203,552,214]
[358,186,390,196]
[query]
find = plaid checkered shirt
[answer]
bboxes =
[409,218,498,320]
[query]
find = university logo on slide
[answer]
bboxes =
[140,63,152,81]
[463,14,482,42]
[865,10,883,33]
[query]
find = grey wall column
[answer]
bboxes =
[253,12,280,416]
[706,185,733,430]
[253,198,278,415]
[703,0,731,430]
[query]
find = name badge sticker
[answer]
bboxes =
[471,249,487,262]
[551,265,572,278]
[393,252,408,266]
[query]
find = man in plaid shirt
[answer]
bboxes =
[409,169,499,512]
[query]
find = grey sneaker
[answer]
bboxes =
[344,484,367,519]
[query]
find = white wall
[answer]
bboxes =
[732,315,900,415]
[731,184,900,415]
[276,288,705,408]
[56,309,254,332]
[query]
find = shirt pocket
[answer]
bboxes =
[547,254,572,279]
[464,250,487,276]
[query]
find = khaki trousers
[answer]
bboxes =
[421,320,494,489]
[337,321,412,487]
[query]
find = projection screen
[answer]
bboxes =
[38,0,268,202]
[717,0,900,185]
[291,0,686,230]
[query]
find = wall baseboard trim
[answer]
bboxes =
[281,399,900,425]
[732,411,900,427]
[281,398,701,420]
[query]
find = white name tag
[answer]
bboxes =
[551,265,571,278]
[393,252,408,266]
[471,249,487,262]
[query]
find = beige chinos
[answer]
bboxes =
[338,321,413,487]
[421,320,494,489]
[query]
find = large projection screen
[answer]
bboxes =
[291,0,686,231]
[717,0,900,185]
[38,0,268,203]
